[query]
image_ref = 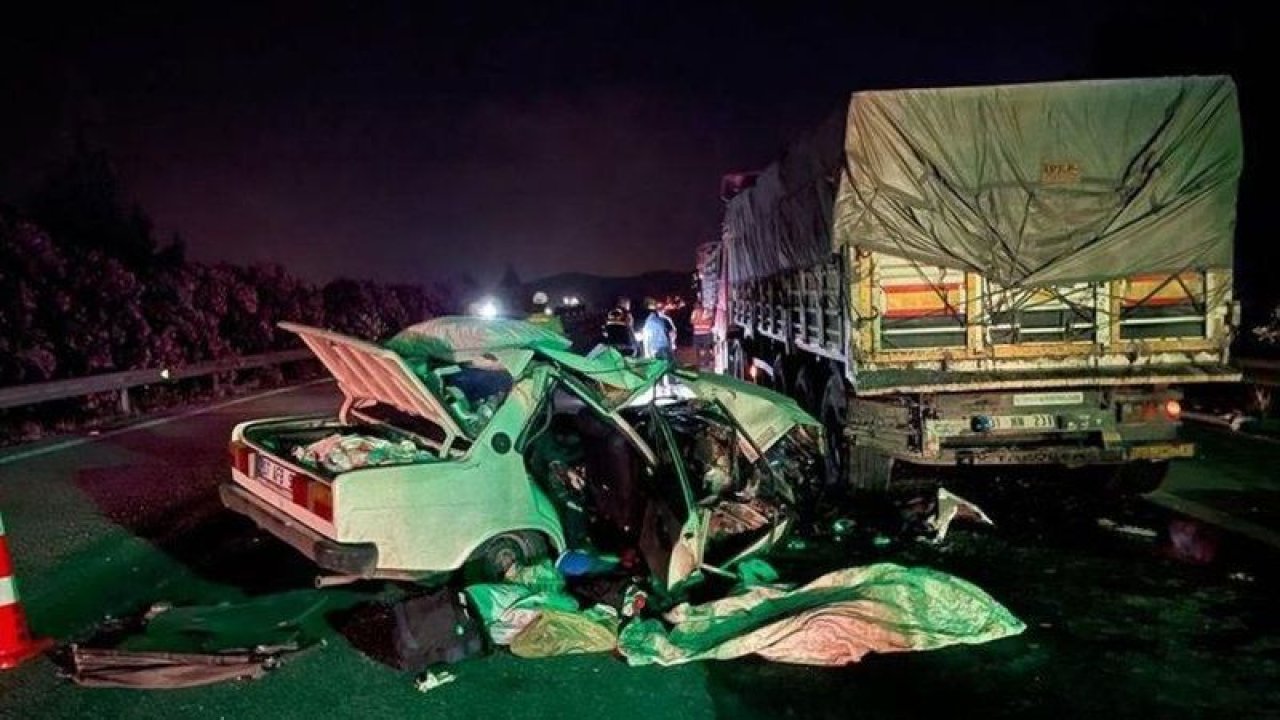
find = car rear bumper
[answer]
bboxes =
[219,483,377,576]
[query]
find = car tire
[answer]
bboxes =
[464,532,549,583]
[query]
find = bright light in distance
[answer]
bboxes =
[474,298,500,319]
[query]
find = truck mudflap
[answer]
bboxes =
[220,483,377,577]
[904,441,1195,467]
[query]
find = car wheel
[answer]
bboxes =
[464,532,549,582]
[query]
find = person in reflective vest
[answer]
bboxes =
[526,290,565,335]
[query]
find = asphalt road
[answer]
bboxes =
[1,383,1278,719]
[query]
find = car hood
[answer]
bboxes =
[675,371,821,452]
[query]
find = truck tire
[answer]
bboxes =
[850,445,896,493]
[793,364,819,414]
[820,373,849,487]
[464,532,549,583]
[771,352,789,395]
[727,339,747,381]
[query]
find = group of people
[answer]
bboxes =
[603,297,677,361]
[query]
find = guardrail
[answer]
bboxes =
[0,349,314,412]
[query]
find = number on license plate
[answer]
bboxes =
[989,414,1057,430]
[255,456,295,496]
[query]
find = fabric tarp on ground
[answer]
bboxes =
[725,77,1241,288]
[466,561,580,646]
[618,563,1025,666]
[508,608,619,658]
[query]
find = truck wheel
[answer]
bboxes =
[820,374,849,486]
[793,364,818,414]
[464,532,549,582]
[850,445,895,493]
[771,352,789,395]
[727,340,747,380]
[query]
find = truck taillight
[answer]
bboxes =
[1164,399,1182,420]
[229,440,253,474]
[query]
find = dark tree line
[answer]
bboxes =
[0,147,450,387]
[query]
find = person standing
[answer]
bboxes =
[641,298,676,362]
[526,290,565,335]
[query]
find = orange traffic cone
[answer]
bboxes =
[0,511,52,670]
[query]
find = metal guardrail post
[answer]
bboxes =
[119,388,132,415]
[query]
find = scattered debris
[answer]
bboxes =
[1097,517,1159,540]
[1166,517,1220,565]
[927,489,994,542]
[392,589,487,671]
[292,432,433,474]
[414,669,457,693]
[831,517,856,537]
[68,645,290,689]
[783,537,808,552]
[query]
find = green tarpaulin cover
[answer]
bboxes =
[618,563,1025,666]
[725,77,1241,288]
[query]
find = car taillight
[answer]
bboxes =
[1164,399,1182,420]
[310,482,334,522]
[229,440,253,474]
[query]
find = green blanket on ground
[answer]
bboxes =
[618,563,1025,666]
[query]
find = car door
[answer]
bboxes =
[635,406,704,590]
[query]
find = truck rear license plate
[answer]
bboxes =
[989,414,1057,430]
[255,456,295,496]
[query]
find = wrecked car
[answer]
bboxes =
[222,317,820,591]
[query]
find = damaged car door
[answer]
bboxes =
[632,405,704,591]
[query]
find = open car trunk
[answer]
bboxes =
[279,322,473,455]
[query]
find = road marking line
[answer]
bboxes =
[0,379,334,467]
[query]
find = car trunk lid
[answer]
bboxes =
[280,322,471,452]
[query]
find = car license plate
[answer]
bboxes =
[255,456,295,496]
[988,414,1057,431]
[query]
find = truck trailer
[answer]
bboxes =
[699,77,1243,495]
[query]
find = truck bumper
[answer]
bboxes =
[220,483,378,577]
[906,441,1195,467]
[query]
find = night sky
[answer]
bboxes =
[0,1,1265,288]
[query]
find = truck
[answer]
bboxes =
[698,77,1243,495]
